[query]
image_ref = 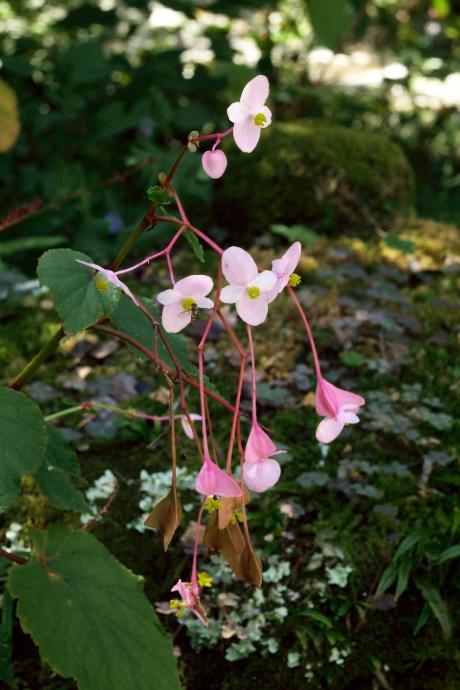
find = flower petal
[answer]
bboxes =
[245,422,277,462]
[316,417,344,444]
[233,117,261,153]
[240,75,269,110]
[76,259,102,271]
[180,414,202,439]
[202,150,227,179]
[227,101,248,124]
[162,302,192,333]
[255,105,272,126]
[220,284,245,304]
[249,270,277,293]
[243,458,281,492]
[195,458,242,498]
[272,241,302,280]
[316,378,365,418]
[174,274,213,298]
[236,292,268,326]
[222,246,258,285]
[195,296,214,309]
[157,288,181,306]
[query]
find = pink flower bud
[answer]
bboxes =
[202,150,227,179]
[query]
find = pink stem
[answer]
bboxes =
[226,354,246,474]
[287,286,322,381]
[191,127,233,143]
[166,253,175,284]
[189,224,223,256]
[115,225,185,275]
[191,499,205,594]
[246,325,258,426]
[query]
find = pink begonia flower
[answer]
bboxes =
[220,247,276,326]
[267,241,302,303]
[180,413,202,439]
[171,579,208,626]
[76,260,139,305]
[156,275,214,333]
[315,377,365,444]
[202,149,227,179]
[227,75,272,153]
[195,455,243,498]
[242,422,285,492]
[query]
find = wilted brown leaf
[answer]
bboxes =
[218,487,250,530]
[203,512,245,579]
[144,489,182,551]
[239,540,263,588]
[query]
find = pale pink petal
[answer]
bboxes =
[220,284,245,303]
[249,270,277,293]
[174,274,213,298]
[316,417,345,444]
[233,117,261,153]
[236,292,268,326]
[272,242,302,280]
[171,579,194,607]
[180,414,202,439]
[202,150,227,179]
[222,247,258,285]
[227,101,248,123]
[243,458,281,492]
[195,296,214,309]
[162,302,192,333]
[255,104,272,125]
[157,288,181,306]
[316,378,365,418]
[76,259,102,271]
[240,75,269,110]
[195,458,242,498]
[339,410,360,425]
[245,422,277,462]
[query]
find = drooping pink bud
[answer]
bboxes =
[195,455,242,498]
[242,422,284,493]
[202,150,227,179]
[315,376,365,444]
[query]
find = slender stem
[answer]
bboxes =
[169,385,177,493]
[179,374,204,461]
[191,127,233,143]
[164,145,188,186]
[0,548,28,565]
[287,286,322,380]
[189,224,223,255]
[217,309,246,357]
[115,224,185,276]
[45,405,84,422]
[166,252,175,284]
[191,499,205,594]
[9,326,65,390]
[246,325,258,426]
[225,353,246,474]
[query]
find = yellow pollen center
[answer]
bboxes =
[253,113,267,127]
[95,277,109,293]
[288,273,301,287]
[182,297,196,311]
[247,286,261,299]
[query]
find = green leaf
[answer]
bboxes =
[0,236,67,257]
[385,233,415,254]
[340,350,366,368]
[0,589,15,687]
[413,603,430,635]
[0,78,20,153]
[44,424,80,476]
[0,387,47,514]
[270,223,319,247]
[183,228,205,263]
[301,610,333,628]
[37,249,121,334]
[415,578,452,639]
[35,467,87,513]
[308,0,355,51]
[147,185,171,206]
[436,544,460,565]
[394,530,425,560]
[375,563,398,597]
[395,558,412,601]
[7,525,181,690]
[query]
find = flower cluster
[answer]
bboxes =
[75,74,364,627]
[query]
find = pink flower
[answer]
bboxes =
[202,149,227,179]
[267,242,302,302]
[227,75,272,153]
[242,422,284,493]
[220,247,276,326]
[156,275,214,333]
[315,377,365,444]
[180,413,202,439]
[195,455,242,498]
[76,259,139,305]
[170,579,208,626]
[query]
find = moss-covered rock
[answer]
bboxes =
[215,119,415,237]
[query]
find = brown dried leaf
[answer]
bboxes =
[239,540,263,588]
[218,487,251,530]
[144,489,182,551]
[203,513,245,579]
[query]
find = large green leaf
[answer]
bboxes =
[308,0,355,51]
[0,387,47,513]
[0,79,20,153]
[43,424,80,476]
[415,578,452,639]
[35,467,87,513]
[7,525,181,690]
[37,249,121,334]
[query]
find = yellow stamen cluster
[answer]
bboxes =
[169,599,186,617]
[182,297,196,311]
[253,113,267,127]
[95,277,109,293]
[230,510,244,525]
[288,273,301,287]
[197,571,213,588]
[204,496,222,513]
[247,286,261,299]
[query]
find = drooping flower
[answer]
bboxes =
[267,241,302,303]
[195,454,242,498]
[242,422,284,492]
[76,259,139,305]
[220,247,276,326]
[202,149,227,179]
[180,413,202,439]
[227,75,272,153]
[170,579,208,626]
[156,275,214,333]
[315,377,365,444]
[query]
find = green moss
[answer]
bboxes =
[215,120,415,236]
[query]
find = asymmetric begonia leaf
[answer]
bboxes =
[37,249,121,334]
[7,524,181,690]
[0,387,47,514]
